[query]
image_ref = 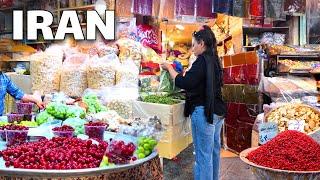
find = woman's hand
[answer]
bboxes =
[161,62,173,71]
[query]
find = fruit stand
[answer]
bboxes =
[0,132,163,179]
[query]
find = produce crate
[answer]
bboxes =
[160,117,191,143]
[132,100,185,126]
[157,132,192,159]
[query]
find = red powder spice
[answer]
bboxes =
[247,130,320,171]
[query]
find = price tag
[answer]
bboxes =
[258,122,278,145]
[288,120,305,132]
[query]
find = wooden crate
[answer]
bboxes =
[157,133,193,159]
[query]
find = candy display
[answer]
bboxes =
[266,104,320,133]
[84,122,108,140]
[247,130,320,171]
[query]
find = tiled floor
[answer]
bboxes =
[163,145,255,180]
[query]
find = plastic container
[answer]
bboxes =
[53,130,74,138]
[84,125,106,140]
[24,114,33,121]
[0,129,6,141]
[7,114,25,123]
[6,129,28,147]
[16,102,33,114]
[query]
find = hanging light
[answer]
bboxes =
[95,0,107,15]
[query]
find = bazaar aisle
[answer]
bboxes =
[163,146,255,180]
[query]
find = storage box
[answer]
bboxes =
[133,101,185,126]
[157,133,193,159]
[160,117,191,143]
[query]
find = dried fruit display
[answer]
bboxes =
[266,104,320,133]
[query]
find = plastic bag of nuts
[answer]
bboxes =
[86,54,120,89]
[60,54,88,97]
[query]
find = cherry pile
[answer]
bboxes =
[0,137,108,170]
[52,125,74,132]
[84,121,108,140]
[105,140,136,164]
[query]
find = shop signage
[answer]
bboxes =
[13,10,115,41]
[258,122,278,144]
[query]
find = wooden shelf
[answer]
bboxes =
[0,30,13,35]
[51,23,87,29]
[1,58,30,62]
[54,5,95,12]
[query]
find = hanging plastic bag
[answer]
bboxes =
[116,59,139,85]
[158,70,174,92]
[101,85,139,119]
[86,53,120,89]
[60,54,88,97]
[30,51,63,95]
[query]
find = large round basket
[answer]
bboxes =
[240,147,320,180]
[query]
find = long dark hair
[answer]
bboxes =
[192,25,223,86]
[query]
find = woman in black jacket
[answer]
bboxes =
[161,25,226,180]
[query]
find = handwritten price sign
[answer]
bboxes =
[288,120,305,132]
[258,122,278,145]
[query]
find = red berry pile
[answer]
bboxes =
[0,137,108,169]
[247,130,320,171]
[105,140,136,164]
[85,122,107,126]
[52,125,74,132]
[85,122,107,140]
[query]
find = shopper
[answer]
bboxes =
[161,25,226,180]
[0,72,44,115]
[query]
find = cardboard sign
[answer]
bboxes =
[258,122,278,144]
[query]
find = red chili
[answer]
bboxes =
[247,130,320,171]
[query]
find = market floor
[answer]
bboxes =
[163,145,255,180]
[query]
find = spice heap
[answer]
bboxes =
[247,130,320,171]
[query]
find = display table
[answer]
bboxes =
[0,154,162,179]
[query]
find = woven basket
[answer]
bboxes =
[240,147,320,180]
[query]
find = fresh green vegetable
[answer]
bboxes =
[83,93,107,114]
[158,71,174,92]
[63,117,86,135]
[35,111,54,125]
[46,102,68,119]
[0,122,8,126]
[66,106,86,119]
[142,95,179,105]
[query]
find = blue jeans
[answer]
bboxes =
[191,106,224,180]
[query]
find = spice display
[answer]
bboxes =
[247,130,320,171]
[266,104,320,133]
